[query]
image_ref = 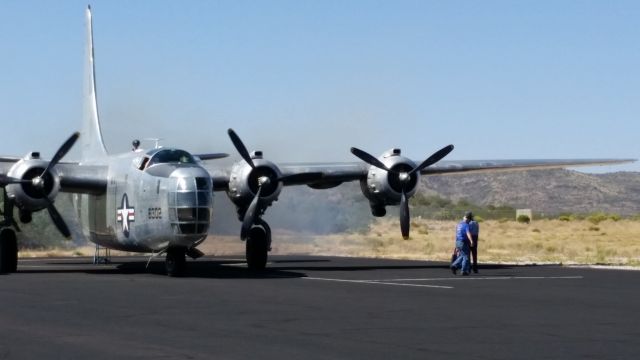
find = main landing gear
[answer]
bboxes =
[1,190,19,274]
[0,228,18,274]
[245,219,271,271]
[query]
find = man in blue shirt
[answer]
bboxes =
[451,211,475,276]
[469,218,480,273]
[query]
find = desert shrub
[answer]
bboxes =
[517,215,530,224]
[587,213,609,225]
[532,228,541,233]
[609,214,621,222]
[588,226,600,232]
[474,215,484,223]
[558,215,571,222]
[456,199,472,208]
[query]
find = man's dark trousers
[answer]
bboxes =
[470,234,479,272]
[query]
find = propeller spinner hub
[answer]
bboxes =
[31,176,45,190]
[257,176,271,187]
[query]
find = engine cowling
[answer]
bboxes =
[226,151,283,217]
[359,148,419,217]
[5,153,61,211]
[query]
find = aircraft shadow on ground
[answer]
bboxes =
[17,259,304,279]
[14,257,537,278]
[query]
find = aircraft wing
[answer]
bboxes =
[0,160,108,195]
[281,158,635,184]
[420,158,636,175]
[207,158,635,192]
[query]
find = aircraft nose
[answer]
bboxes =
[168,172,212,236]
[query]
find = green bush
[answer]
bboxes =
[587,213,610,225]
[517,215,531,224]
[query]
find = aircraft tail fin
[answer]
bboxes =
[81,5,108,163]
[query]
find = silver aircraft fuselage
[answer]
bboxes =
[74,148,213,252]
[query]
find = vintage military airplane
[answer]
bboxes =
[0,6,634,275]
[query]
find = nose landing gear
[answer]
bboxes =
[165,247,187,277]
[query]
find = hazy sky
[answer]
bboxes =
[1,1,638,173]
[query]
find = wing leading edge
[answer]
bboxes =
[420,158,636,175]
[232,158,636,189]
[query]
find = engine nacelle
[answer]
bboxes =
[360,148,419,217]
[5,153,60,211]
[226,151,283,217]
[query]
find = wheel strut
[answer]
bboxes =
[0,228,18,273]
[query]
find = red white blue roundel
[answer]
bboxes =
[116,193,135,237]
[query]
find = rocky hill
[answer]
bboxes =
[211,169,640,235]
[421,169,640,216]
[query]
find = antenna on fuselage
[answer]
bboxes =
[141,138,164,149]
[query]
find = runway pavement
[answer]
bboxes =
[1,255,638,359]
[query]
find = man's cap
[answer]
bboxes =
[464,211,474,220]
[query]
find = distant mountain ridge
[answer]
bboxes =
[210,169,640,235]
[421,169,640,215]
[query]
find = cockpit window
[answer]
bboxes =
[138,157,150,170]
[147,149,195,168]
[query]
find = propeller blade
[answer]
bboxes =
[400,190,410,239]
[43,132,80,175]
[228,129,255,169]
[278,172,324,185]
[45,201,71,238]
[240,186,262,240]
[0,175,30,185]
[409,144,454,176]
[351,147,392,172]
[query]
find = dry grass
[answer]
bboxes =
[20,219,640,267]
[269,218,640,266]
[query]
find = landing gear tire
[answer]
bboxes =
[165,248,186,277]
[0,228,18,274]
[246,226,268,271]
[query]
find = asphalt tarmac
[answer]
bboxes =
[1,255,638,359]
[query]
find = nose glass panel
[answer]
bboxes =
[168,177,212,235]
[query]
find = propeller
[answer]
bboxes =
[228,129,323,239]
[0,175,31,185]
[240,185,262,240]
[38,132,79,237]
[351,144,454,239]
[28,132,79,238]
[228,129,256,169]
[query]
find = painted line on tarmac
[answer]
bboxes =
[19,258,88,262]
[303,277,453,289]
[382,276,584,281]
